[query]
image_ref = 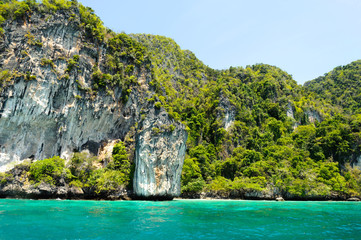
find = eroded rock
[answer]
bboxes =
[133,107,187,200]
[0,8,188,200]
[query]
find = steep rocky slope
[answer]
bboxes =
[0,8,131,167]
[0,1,187,200]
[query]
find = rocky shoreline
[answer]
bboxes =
[1,188,359,202]
[180,191,360,202]
[0,164,128,200]
[1,195,360,202]
[1,162,360,201]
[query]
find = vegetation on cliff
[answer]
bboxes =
[305,60,361,114]
[0,141,131,199]
[0,0,360,200]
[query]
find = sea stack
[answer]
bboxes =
[133,107,187,200]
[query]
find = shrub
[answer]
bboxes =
[0,172,6,185]
[124,65,134,74]
[40,58,55,68]
[24,71,36,81]
[91,69,112,89]
[66,55,80,72]
[0,70,12,88]
[78,3,105,42]
[181,177,205,193]
[205,176,233,192]
[68,152,96,185]
[154,101,161,109]
[42,0,71,12]
[232,176,267,192]
[29,156,65,185]
[33,40,43,47]
[109,141,129,171]
[152,127,160,135]
[0,0,32,20]
[69,180,83,188]
[181,158,205,193]
[169,124,176,132]
[95,170,127,193]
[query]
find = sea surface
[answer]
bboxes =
[0,199,360,240]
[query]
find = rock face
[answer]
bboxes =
[286,102,322,127]
[0,10,136,170]
[0,7,187,200]
[218,95,235,131]
[353,155,361,169]
[347,197,360,201]
[133,107,187,200]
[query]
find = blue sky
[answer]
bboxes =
[79,0,361,84]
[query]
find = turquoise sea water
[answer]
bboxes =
[0,199,360,240]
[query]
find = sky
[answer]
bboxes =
[79,0,361,84]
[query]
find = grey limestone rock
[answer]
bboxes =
[347,197,360,201]
[0,9,188,200]
[133,107,187,199]
[217,95,236,131]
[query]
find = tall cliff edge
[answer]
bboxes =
[0,1,187,200]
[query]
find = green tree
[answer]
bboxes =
[29,156,66,185]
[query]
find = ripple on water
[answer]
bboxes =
[0,199,360,240]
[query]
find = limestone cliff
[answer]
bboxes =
[0,9,134,168]
[1,0,360,202]
[0,4,187,199]
[134,107,187,199]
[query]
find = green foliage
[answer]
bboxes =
[98,141,133,190]
[84,33,149,97]
[181,177,205,193]
[15,149,134,194]
[0,172,5,185]
[181,157,205,193]
[206,176,233,192]
[0,172,14,185]
[40,58,55,68]
[305,60,361,114]
[152,127,160,135]
[343,164,361,196]
[24,71,36,81]
[78,3,105,42]
[189,144,216,180]
[66,55,79,73]
[0,0,32,21]
[42,0,71,12]
[29,156,65,185]
[109,141,130,173]
[0,0,105,43]
[69,179,83,188]
[94,169,127,193]
[107,33,147,66]
[67,152,96,186]
[0,69,12,90]
[24,31,42,46]
[232,177,267,192]
[154,101,161,109]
